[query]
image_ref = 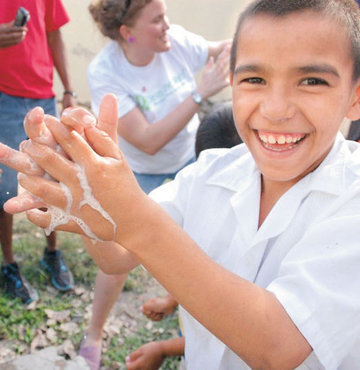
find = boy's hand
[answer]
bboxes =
[1,95,116,214]
[125,342,165,370]
[1,94,148,244]
[0,21,27,49]
[141,295,178,321]
[4,95,147,244]
[17,121,138,241]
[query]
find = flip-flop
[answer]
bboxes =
[79,339,102,370]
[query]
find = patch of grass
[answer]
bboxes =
[0,215,181,368]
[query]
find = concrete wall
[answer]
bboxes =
[54,0,252,107]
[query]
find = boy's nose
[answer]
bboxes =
[259,87,295,123]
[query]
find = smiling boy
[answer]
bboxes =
[1,0,360,369]
[230,1,360,226]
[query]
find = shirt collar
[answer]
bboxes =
[205,144,258,194]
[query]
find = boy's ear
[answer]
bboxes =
[346,86,360,120]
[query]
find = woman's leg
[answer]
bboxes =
[82,270,128,346]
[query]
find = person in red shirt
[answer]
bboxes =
[0,0,76,304]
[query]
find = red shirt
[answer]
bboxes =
[0,0,69,98]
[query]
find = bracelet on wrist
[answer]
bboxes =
[63,90,77,98]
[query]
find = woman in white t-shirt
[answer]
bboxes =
[88,0,230,193]
[80,0,230,368]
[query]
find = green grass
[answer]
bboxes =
[0,215,180,368]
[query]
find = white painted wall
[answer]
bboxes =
[54,0,252,107]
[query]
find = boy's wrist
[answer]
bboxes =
[164,295,178,311]
[114,195,165,252]
[157,340,168,357]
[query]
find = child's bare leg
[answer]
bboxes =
[83,269,128,346]
[141,294,178,321]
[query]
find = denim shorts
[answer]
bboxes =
[134,157,195,194]
[0,92,57,207]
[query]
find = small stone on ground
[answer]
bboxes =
[0,346,89,370]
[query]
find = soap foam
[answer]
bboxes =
[75,164,116,237]
[44,182,102,241]
[44,165,116,242]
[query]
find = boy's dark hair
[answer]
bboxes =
[347,119,360,141]
[195,102,242,158]
[230,0,360,81]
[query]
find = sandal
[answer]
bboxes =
[79,337,102,370]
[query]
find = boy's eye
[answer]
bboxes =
[301,78,329,86]
[242,77,265,84]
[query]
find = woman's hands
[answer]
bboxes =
[197,43,231,100]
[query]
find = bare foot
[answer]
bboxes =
[141,294,178,321]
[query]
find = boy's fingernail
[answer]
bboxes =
[83,114,97,126]
[17,173,25,181]
[125,356,130,362]
[20,139,31,151]
[29,107,43,122]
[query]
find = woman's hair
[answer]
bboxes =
[89,0,153,41]
[230,0,360,81]
[195,102,242,159]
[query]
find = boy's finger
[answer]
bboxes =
[97,94,119,143]
[61,106,96,133]
[84,126,122,160]
[45,118,100,167]
[24,107,56,147]
[125,349,142,364]
[0,142,43,176]
[18,173,69,210]
[4,192,45,214]
[21,140,78,185]
[26,208,85,235]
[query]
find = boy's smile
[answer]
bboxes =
[231,10,360,192]
[257,130,306,151]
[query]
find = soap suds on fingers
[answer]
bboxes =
[44,166,116,242]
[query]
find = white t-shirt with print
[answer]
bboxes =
[88,25,208,174]
[150,133,360,370]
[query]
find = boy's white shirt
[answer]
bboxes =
[87,25,208,174]
[150,133,360,370]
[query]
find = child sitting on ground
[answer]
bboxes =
[2,0,360,368]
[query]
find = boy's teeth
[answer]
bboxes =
[268,135,276,144]
[277,135,286,144]
[259,132,304,145]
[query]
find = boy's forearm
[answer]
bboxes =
[122,201,311,369]
[158,337,185,357]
